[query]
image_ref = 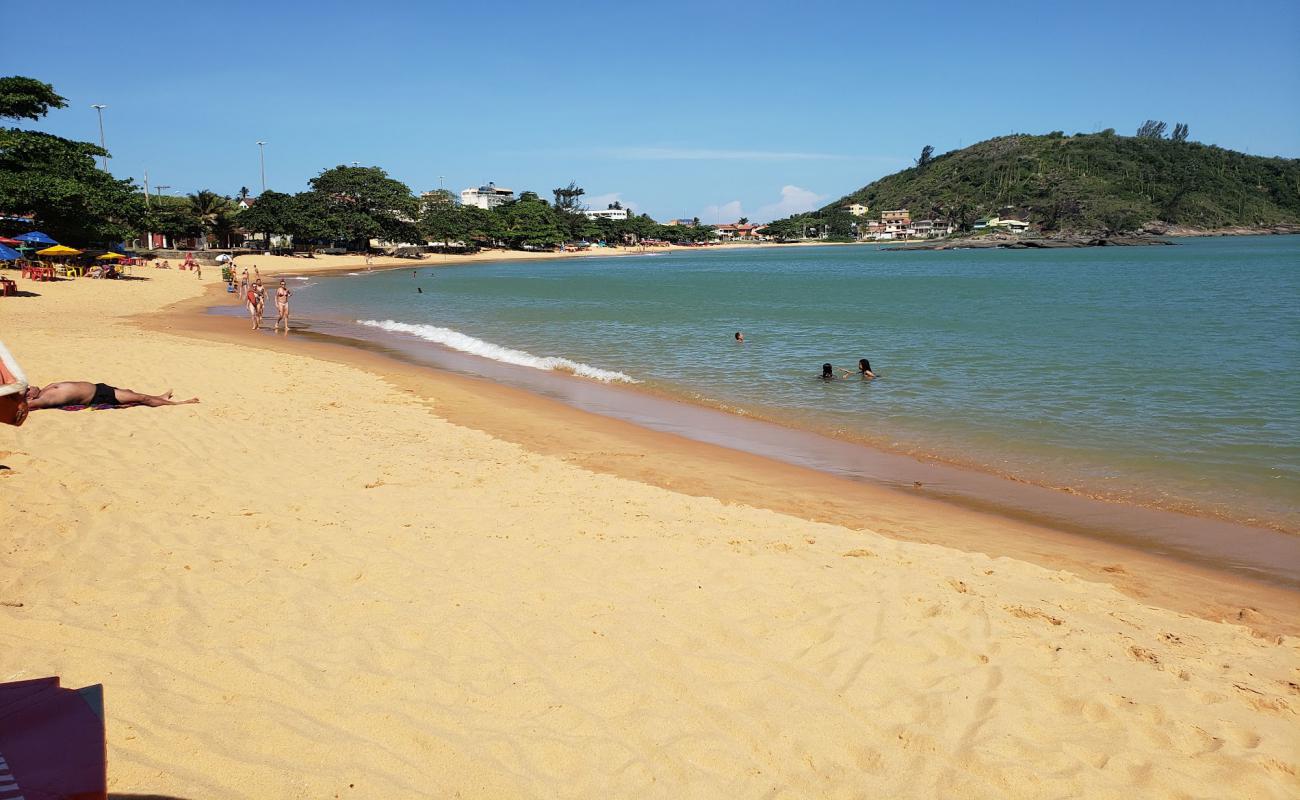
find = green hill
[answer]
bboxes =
[808,131,1300,235]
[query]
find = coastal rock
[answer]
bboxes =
[885,236,1176,252]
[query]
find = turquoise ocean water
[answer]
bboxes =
[294,236,1300,532]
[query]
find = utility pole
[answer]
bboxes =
[91,104,108,171]
[143,169,152,250]
[439,175,445,191]
[156,185,172,249]
[257,141,267,193]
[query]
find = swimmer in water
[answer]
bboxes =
[821,363,835,380]
[735,331,744,342]
[417,287,423,294]
[831,358,878,379]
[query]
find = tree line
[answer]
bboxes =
[0,75,716,250]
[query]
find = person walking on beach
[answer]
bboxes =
[246,282,260,330]
[274,279,292,332]
[253,279,267,328]
[239,269,250,300]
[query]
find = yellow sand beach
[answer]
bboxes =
[1,265,1297,798]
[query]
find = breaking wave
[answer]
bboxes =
[356,319,638,383]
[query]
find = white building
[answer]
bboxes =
[460,182,515,210]
[585,207,629,221]
[845,203,870,217]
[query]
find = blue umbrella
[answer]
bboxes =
[15,231,57,246]
[0,244,20,261]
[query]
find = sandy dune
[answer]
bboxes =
[1,267,1296,798]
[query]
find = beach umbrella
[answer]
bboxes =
[95,252,126,260]
[36,245,83,256]
[0,236,21,245]
[0,244,21,261]
[215,253,233,262]
[15,231,57,246]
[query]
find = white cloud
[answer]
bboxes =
[699,186,829,225]
[701,200,744,224]
[754,185,827,222]
[600,146,842,161]
[586,192,637,213]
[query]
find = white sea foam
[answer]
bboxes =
[357,319,638,383]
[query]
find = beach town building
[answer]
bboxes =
[986,216,1031,233]
[236,197,256,210]
[585,207,629,221]
[663,218,698,227]
[845,203,870,217]
[713,223,763,241]
[460,182,515,210]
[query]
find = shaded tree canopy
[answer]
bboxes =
[0,75,144,243]
[0,76,66,121]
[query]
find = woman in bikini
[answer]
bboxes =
[246,282,260,330]
[253,280,267,328]
[274,279,292,332]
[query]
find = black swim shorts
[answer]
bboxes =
[91,382,118,406]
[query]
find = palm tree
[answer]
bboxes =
[187,189,236,249]
[238,186,250,200]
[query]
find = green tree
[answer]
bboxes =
[234,190,336,252]
[1171,123,1190,143]
[1136,120,1167,139]
[917,144,935,169]
[495,194,564,248]
[144,195,204,241]
[308,165,419,249]
[187,189,238,248]
[0,76,66,120]
[418,190,467,245]
[0,75,145,244]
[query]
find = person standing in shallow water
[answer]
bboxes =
[274,279,292,333]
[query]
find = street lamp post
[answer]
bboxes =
[91,104,108,171]
[257,141,267,193]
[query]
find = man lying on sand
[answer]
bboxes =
[25,381,199,409]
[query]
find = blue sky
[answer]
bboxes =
[9,0,1300,222]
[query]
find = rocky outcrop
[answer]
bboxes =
[884,236,1175,251]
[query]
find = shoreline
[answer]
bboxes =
[224,239,868,278]
[159,278,1300,637]
[279,248,1296,537]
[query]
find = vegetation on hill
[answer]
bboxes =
[765,129,1300,239]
